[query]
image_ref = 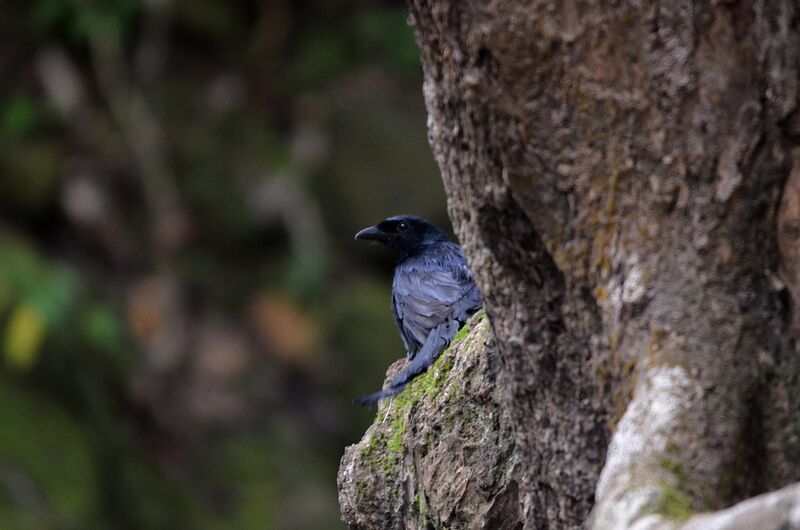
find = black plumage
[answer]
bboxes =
[354,215,482,404]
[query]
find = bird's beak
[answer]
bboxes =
[355,225,385,241]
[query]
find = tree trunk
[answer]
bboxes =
[339,1,800,529]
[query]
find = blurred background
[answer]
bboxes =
[0,0,448,527]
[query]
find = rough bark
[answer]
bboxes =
[338,312,523,530]
[339,1,800,529]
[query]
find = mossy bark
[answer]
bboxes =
[339,1,800,529]
[338,312,523,530]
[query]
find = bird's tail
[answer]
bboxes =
[355,320,459,406]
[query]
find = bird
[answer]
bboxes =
[354,215,483,404]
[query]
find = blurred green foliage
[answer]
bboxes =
[0,0,445,528]
[31,0,141,42]
[2,96,47,138]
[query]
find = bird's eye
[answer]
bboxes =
[397,222,409,232]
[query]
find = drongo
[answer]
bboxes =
[354,215,483,404]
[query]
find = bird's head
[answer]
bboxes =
[355,215,449,258]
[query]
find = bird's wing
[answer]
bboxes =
[392,262,480,353]
[392,291,419,355]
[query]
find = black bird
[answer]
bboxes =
[354,215,482,404]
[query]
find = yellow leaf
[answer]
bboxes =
[5,303,46,371]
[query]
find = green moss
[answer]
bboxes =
[415,492,430,523]
[357,312,492,478]
[381,453,397,475]
[359,433,379,459]
[643,455,696,522]
[458,309,488,343]
[650,484,694,523]
[359,430,399,477]
[453,318,474,345]
[657,457,689,485]
[418,494,428,517]
[444,408,456,426]
[386,414,407,454]
[356,479,368,497]
[392,340,457,411]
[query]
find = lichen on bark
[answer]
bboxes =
[337,311,522,530]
